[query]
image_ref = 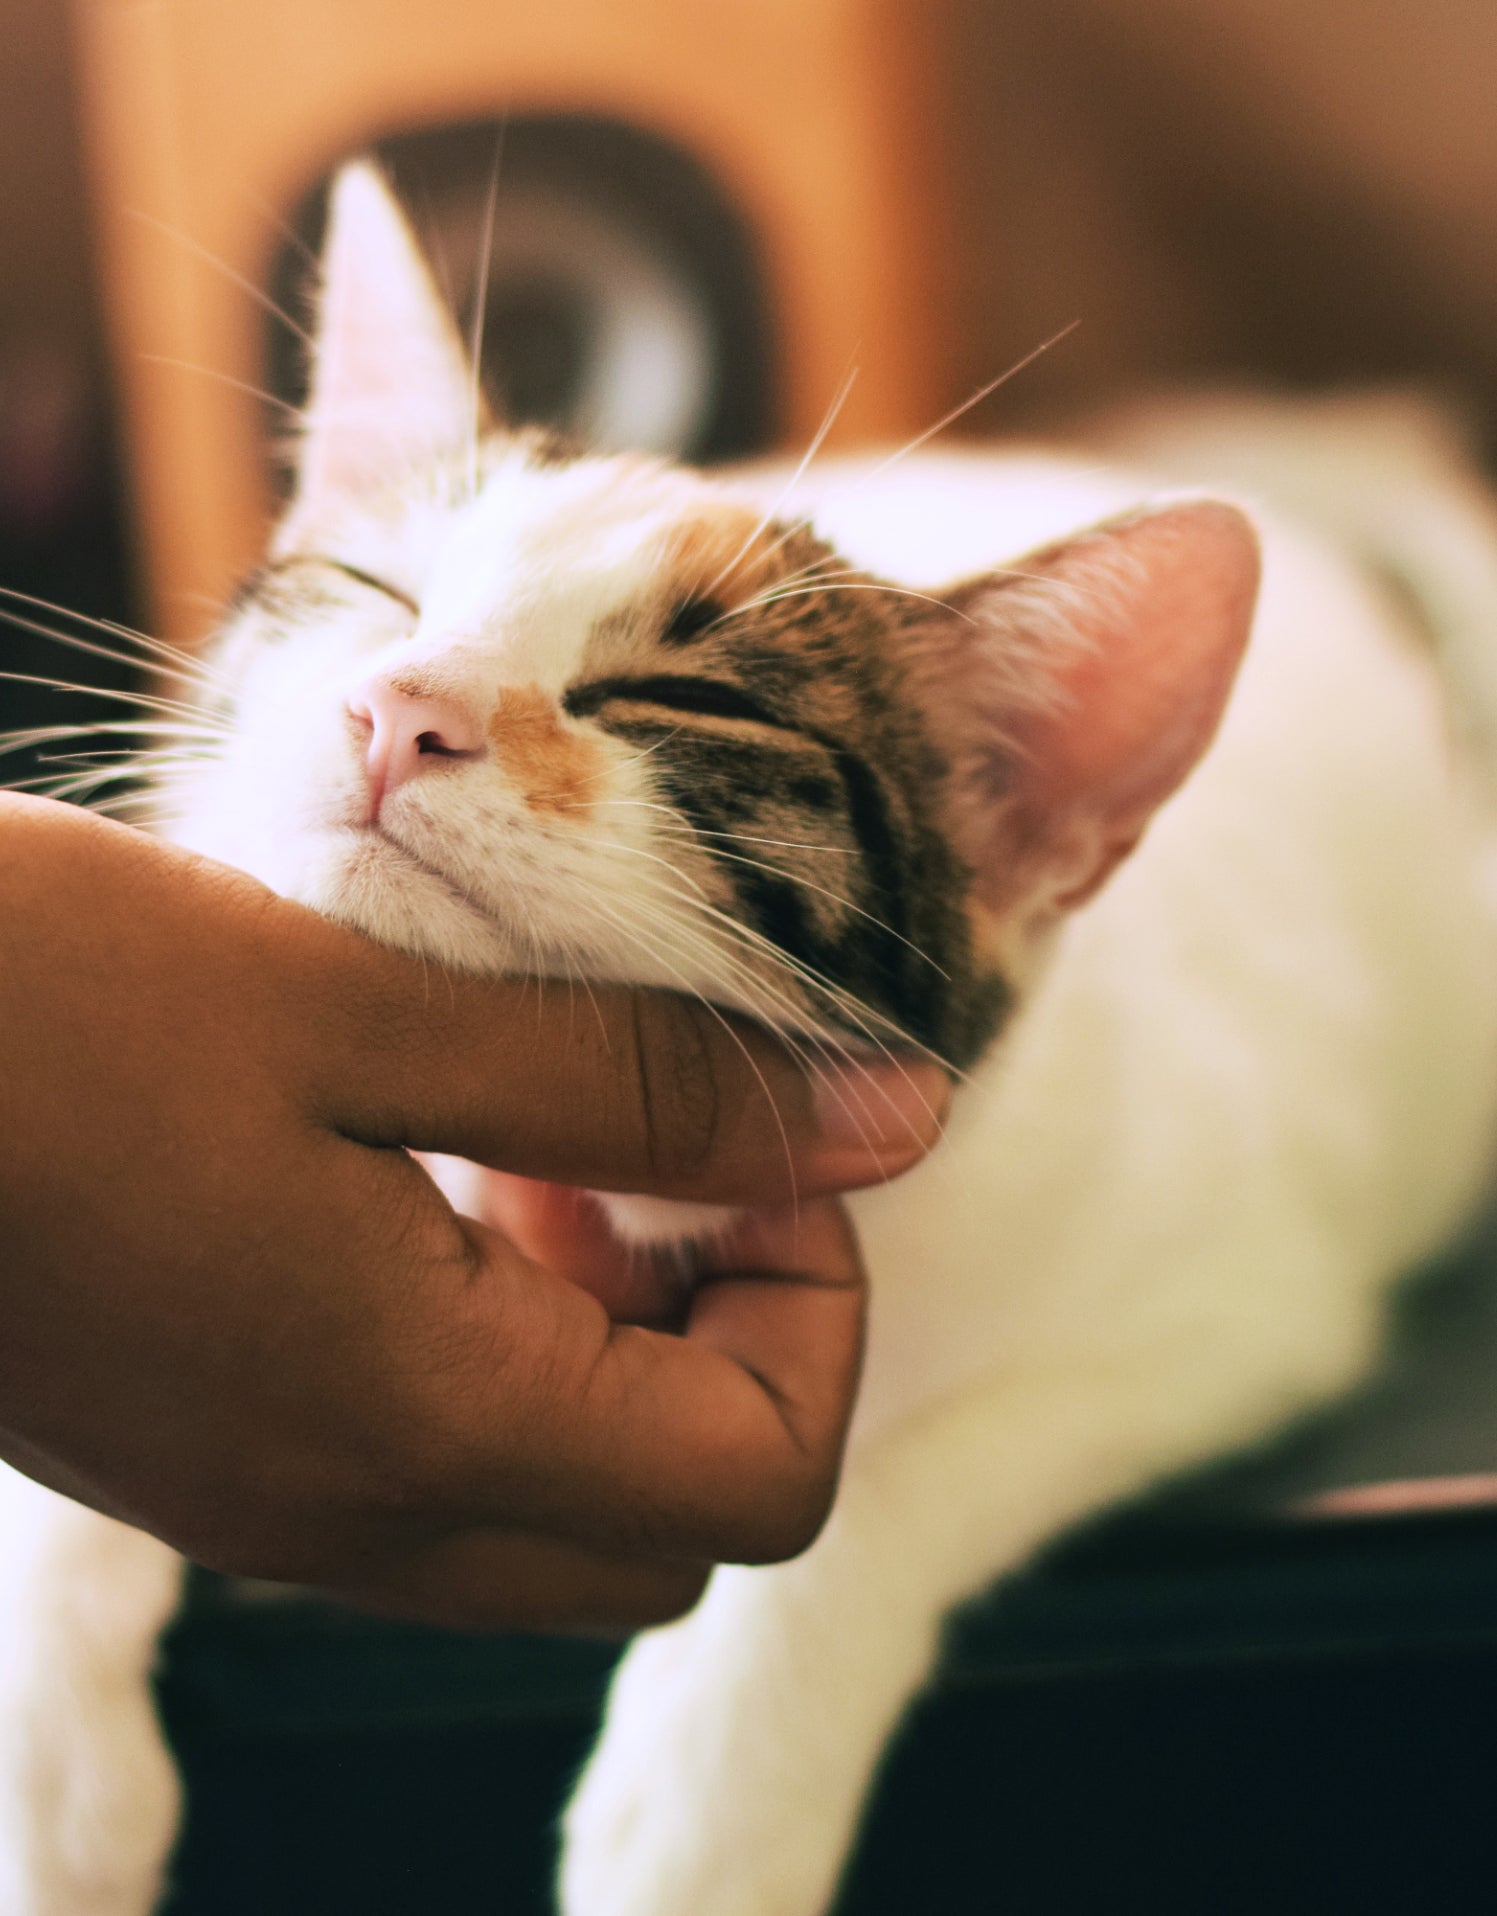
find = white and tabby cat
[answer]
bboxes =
[5,163,1497,1916]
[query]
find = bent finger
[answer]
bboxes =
[441,1200,866,1566]
[457,1168,687,1325]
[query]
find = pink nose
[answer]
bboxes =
[348,679,484,818]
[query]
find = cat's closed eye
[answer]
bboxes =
[315,559,420,616]
[262,553,420,618]
[563,674,792,730]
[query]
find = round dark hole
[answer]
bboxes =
[482,276,596,428]
[266,114,778,483]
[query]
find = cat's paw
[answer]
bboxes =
[560,1629,706,1916]
[562,1745,771,1916]
[558,1620,841,1916]
[0,1485,185,1916]
[0,1677,180,1916]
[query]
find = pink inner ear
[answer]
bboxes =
[934,500,1261,918]
[290,163,480,527]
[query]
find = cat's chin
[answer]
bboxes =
[303,827,521,973]
[427,1157,740,1253]
[595,1195,743,1249]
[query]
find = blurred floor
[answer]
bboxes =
[159,1519,1497,1916]
[171,1659,1497,1915]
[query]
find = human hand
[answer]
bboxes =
[0,796,946,1629]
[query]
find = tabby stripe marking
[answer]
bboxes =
[564,675,796,731]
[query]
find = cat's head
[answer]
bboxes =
[173,164,1259,1073]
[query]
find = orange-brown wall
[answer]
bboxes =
[6,1,1497,475]
[944,0,1497,439]
[0,0,97,366]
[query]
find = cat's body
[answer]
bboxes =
[784,444,1497,1446]
[564,433,1497,1915]
[4,167,1497,1915]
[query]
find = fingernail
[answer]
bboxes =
[811,1061,950,1170]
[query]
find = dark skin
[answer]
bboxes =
[0,795,947,1631]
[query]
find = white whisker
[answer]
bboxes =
[0,668,222,726]
[643,827,950,980]
[558,825,959,1126]
[0,720,223,759]
[857,320,1081,486]
[716,580,975,628]
[0,586,229,690]
[698,562,867,632]
[703,539,850,615]
[467,129,505,500]
[588,866,948,1153]
[700,361,861,601]
[242,187,320,274]
[140,355,303,417]
[596,806,858,859]
[129,209,314,346]
[594,894,886,1158]
[572,891,802,1208]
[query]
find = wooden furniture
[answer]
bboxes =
[71,0,957,641]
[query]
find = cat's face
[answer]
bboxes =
[168,165,1261,1075]
[181,435,983,1060]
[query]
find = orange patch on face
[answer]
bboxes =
[487,685,605,819]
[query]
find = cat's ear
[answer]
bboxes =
[287,162,483,528]
[909,501,1260,925]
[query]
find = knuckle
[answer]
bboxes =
[366,1231,516,1504]
[374,1343,496,1515]
[629,993,722,1187]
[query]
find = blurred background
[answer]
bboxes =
[9,1,1497,666]
[10,0,1497,779]
[7,1,1497,1909]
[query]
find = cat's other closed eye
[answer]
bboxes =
[273,554,420,617]
[563,674,795,731]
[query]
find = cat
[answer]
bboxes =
[5,159,1497,1916]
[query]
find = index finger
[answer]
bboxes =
[284,909,948,1204]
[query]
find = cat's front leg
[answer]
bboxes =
[560,1291,1379,1916]
[0,1469,185,1916]
[559,1528,942,1916]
